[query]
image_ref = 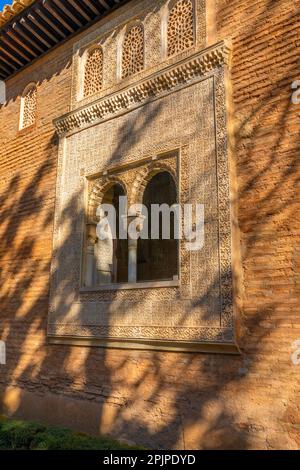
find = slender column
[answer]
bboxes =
[96,237,113,285]
[124,211,146,284]
[128,238,138,283]
[95,210,114,285]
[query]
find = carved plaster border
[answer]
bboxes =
[48,325,234,343]
[54,40,231,137]
[49,40,237,351]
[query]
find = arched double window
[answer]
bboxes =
[84,171,179,288]
[20,83,37,130]
[121,24,144,79]
[83,46,103,98]
[167,0,195,57]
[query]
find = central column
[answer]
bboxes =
[128,237,138,283]
[123,211,145,284]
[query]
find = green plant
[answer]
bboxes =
[0,417,138,450]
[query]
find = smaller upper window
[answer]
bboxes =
[121,24,144,79]
[167,0,195,57]
[20,83,37,130]
[83,47,103,98]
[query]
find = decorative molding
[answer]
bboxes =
[48,324,235,344]
[87,152,178,221]
[47,335,240,355]
[48,40,236,351]
[88,175,127,223]
[130,160,178,205]
[54,41,231,137]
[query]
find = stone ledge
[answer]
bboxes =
[80,280,180,292]
[47,335,240,355]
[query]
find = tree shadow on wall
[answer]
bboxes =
[0,0,300,450]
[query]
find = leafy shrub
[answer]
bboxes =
[0,417,137,450]
[0,418,46,449]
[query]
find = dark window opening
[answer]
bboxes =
[96,184,128,285]
[137,172,179,282]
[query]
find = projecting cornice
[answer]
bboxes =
[54,40,231,137]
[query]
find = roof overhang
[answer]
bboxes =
[0,0,128,81]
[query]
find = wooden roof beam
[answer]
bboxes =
[67,0,93,22]
[42,1,75,34]
[0,60,14,75]
[0,34,33,62]
[5,28,40,57]
[20,17,53,49]
[0,44,26,67]
[52,0,83,28]
[79,0,100,16]
[27,13,60,44]
[99,0,110,10]
[12,22,46,54]
[0,52,19,71]
[33,7,67,39]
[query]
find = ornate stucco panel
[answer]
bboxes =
[49,40,236,352]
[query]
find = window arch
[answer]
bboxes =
[167,0,195,57]
[83,46,103,98]
[20,83,37,130]
[137,171,179,282]
[121,24,144,79]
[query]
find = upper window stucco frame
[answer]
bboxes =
[19,82,37,131]
[161,0,196,61]
[117,20,145,82]
[77,43,104,102]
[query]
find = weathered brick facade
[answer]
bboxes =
[0,0,299,449]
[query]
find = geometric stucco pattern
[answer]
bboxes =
[49,37,235,349]
[88,157,178,223]
[121,25,144,79]
[21,84,37,129]
[83,47,103,98]
[167,0,195,57]
[70,0,207,111]
[54,41,230,136]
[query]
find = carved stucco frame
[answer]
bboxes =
[88,175,127,223]
[87,159,178,222]
[117,19,145,82]
[48,40,240,354]
[83,155,180,286]
[19,82,37,131]
[161,0,197,61]
[78,44,104,102]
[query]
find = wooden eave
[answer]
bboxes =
[0,0,128,80]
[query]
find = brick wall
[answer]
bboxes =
[0,0,299,449]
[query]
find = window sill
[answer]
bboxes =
[47,336,240,355]
[80,279,179,292]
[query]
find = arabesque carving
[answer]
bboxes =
[54,41,231,136]
[167,0,195,57]
[83,47,103,97]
